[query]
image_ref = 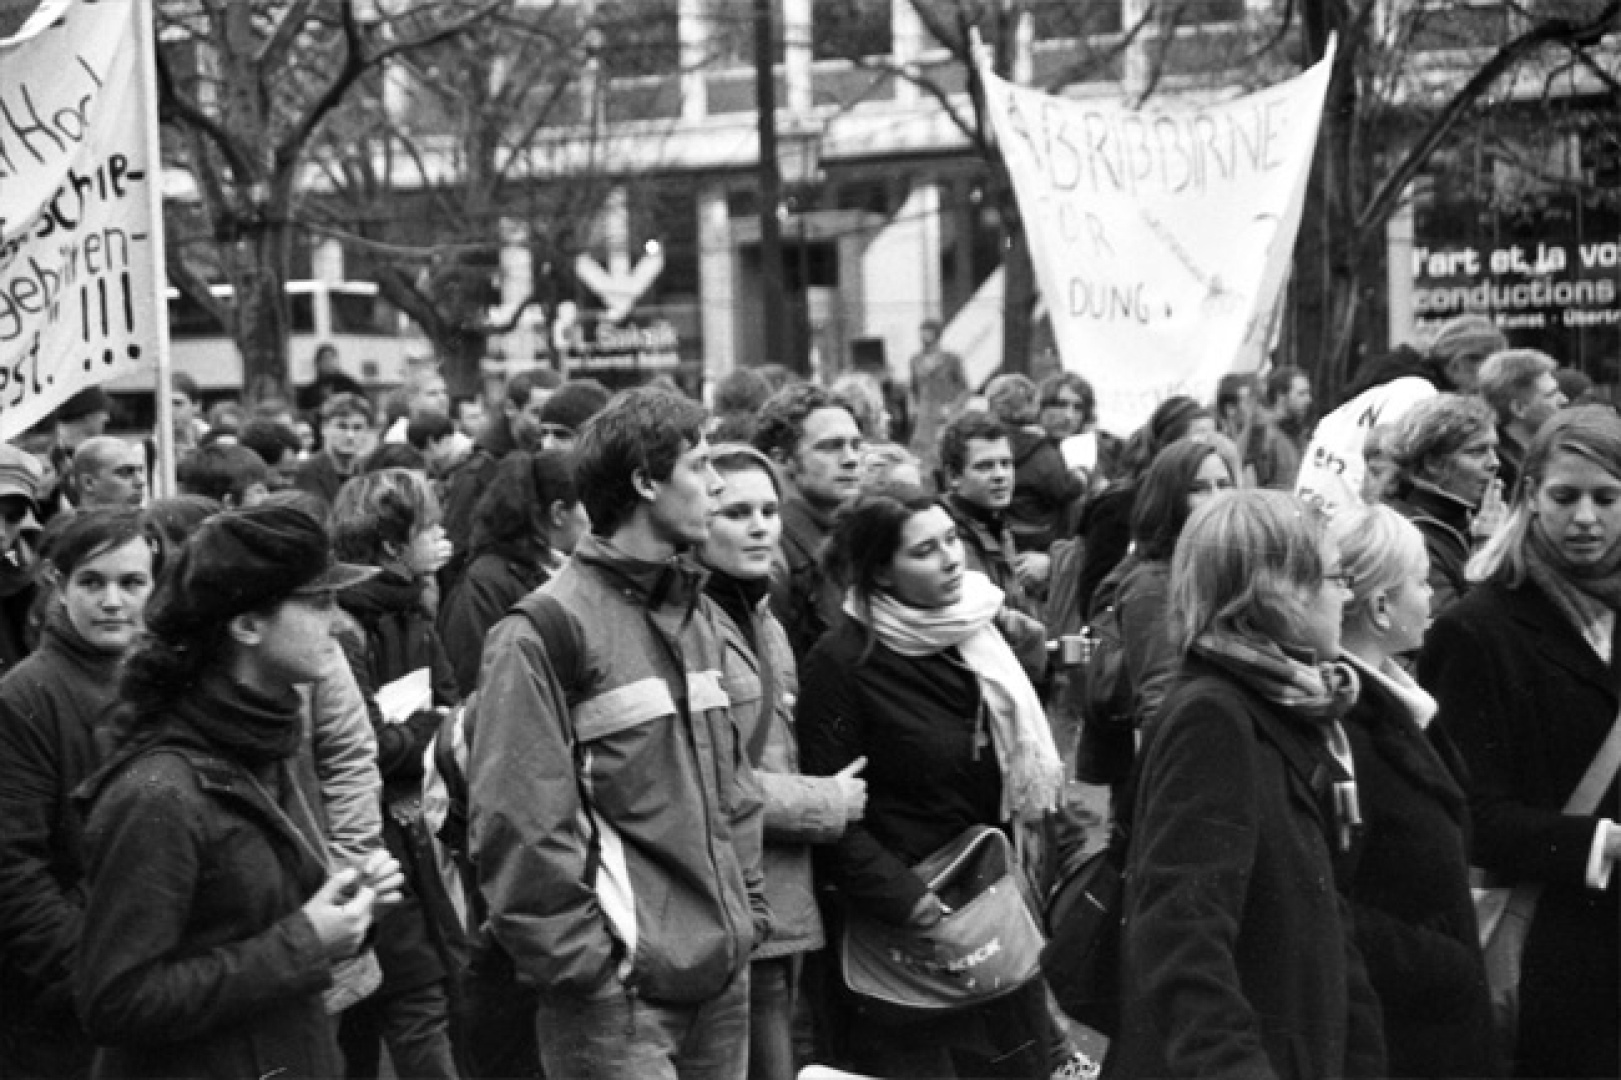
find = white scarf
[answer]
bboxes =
[1342,651,1439,730]
[846,571,1064,821]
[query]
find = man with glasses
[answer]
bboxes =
[294,393,374,507]
[754,383,863,659]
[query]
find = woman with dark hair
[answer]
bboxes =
[1077,438,1234,784]
[1109,490,1385,1079]
[0,511,154,1078]
[697,444,865,1080]
[1075,395,1214,616]
[73,505,397,1079]
[1419,406,1621,1076]
[799,484,1064,1078]
[327,469,459,1079]
[438,449,588,696]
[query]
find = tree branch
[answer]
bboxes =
[155,41,259,183]
[1354,2,1621,239]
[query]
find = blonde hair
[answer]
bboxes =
[1327,504,1427,629]
[1169,489,1327,655]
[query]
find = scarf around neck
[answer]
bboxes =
[846,571,1063,821]
[1526,522,1621,662]
[173,671,305,768]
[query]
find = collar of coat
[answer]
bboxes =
[572,533,708,617]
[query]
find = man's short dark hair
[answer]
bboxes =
[321,392,374,425]
[177,444,269,505]
[505,368,563,410]
[405,411,456,450]
[713,368,774,416]
[752,383,841,463]
[937,411,1008,477]
[1264,365,1307,406]
[574,388,707,536]
[237,418,301,467]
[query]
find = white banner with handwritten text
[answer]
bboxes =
[0,0,161,440]
[980,46,1334,435]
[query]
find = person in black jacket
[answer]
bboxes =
[1109,490,1386,1080]
[1419,406,1621,1077]
[329,469,459,1080]
[437,449,587,697]
[1329,503,1502,1078]
[0,511,152,1078]
[74,505,398,1080]
[799,484,1063,1079]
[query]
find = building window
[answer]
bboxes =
[1164,0,1245,26]
[705,0,783,68]
[1031,0,1124,39]
[812,0,893,60]
[596,0,680,78]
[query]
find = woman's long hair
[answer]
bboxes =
[1468,405,1621,587]
[1131,438,1229,562]
[1169,489,1328,656]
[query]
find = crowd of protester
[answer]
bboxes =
[0,314,1615,1080]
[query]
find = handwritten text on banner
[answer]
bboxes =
[980,45,1334,435]
[1,0,160,439]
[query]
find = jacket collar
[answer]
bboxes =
[1343,662,1466,822]
[572,533,708,617]
[1504,577,1621,698]
[1397,480,1474,533]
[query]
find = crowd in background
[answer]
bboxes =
[0,311,1615,1079]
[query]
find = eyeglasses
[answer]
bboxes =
[539,423,575,442]
[1323,571,1356,590]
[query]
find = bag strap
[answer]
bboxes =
[1564,702,1621,816]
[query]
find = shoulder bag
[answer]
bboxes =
[1473,705,1621,1040]
[841,825,1044,1021]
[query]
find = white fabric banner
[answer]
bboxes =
[0,0,163,440]
[980,45,1335,435]
[1295,376,1437,516]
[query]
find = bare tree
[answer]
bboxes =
[155,0,505,398]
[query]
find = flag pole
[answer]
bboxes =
[133,0,175,497]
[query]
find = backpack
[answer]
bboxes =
[423,593,583,934]
[1070,560,1139,785]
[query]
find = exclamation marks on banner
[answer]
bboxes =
[78,273,139,369]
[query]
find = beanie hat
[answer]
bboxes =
[1428,315,1507,367]
[0,445,43,512]
[55,387,112,423]
[540,379,612,433]
[145,504,374,636]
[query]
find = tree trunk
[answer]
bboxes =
[228,216,293,401]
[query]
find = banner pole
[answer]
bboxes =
[133,0,175,497]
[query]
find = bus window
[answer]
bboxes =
[331,290,387,335]
[289,293,317,335]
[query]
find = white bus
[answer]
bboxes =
[108,279,431,398]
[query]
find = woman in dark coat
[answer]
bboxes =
[74,504,396,1079]
[1329,503,1501,1078]
[1419,405,1621,1077]
[1108,490,1386,1080]
[0,511,153,1078]
[799,484,1065,1079]
[329,468,460,1079]
[438,449,587,696]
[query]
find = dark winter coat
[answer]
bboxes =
[941,494,1035,619]
[442,419,517,561]
[769,496,841,660]
[0,613,121,1068]
[798,615,1006,926]
[438,545,551,697]
[333,570,458,993]
[1077,483,1136,620]
[1007,425,1084,552]
[74,728,338,1080]
[1339,664,1502,1078]
[1389,482,1475,615]
[1109,660,1386,1080]
[1418,578,1621,1077]
[291,450,358,508]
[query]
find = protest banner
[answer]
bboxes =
[1295,375,1436,516]
[978,41,1334,435]
[0,0,169,446]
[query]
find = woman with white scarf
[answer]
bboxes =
[799,484,1064,1079]
[1329,504,1501,1078]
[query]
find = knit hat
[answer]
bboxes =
[145,504,375,636]
[1428,315,1507,367]
[540,379,612,434]
[55,387,111,423]
[0,445,43,512]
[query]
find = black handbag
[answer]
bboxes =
[1042,834,1126,1036]
[841,826,1044,1019]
